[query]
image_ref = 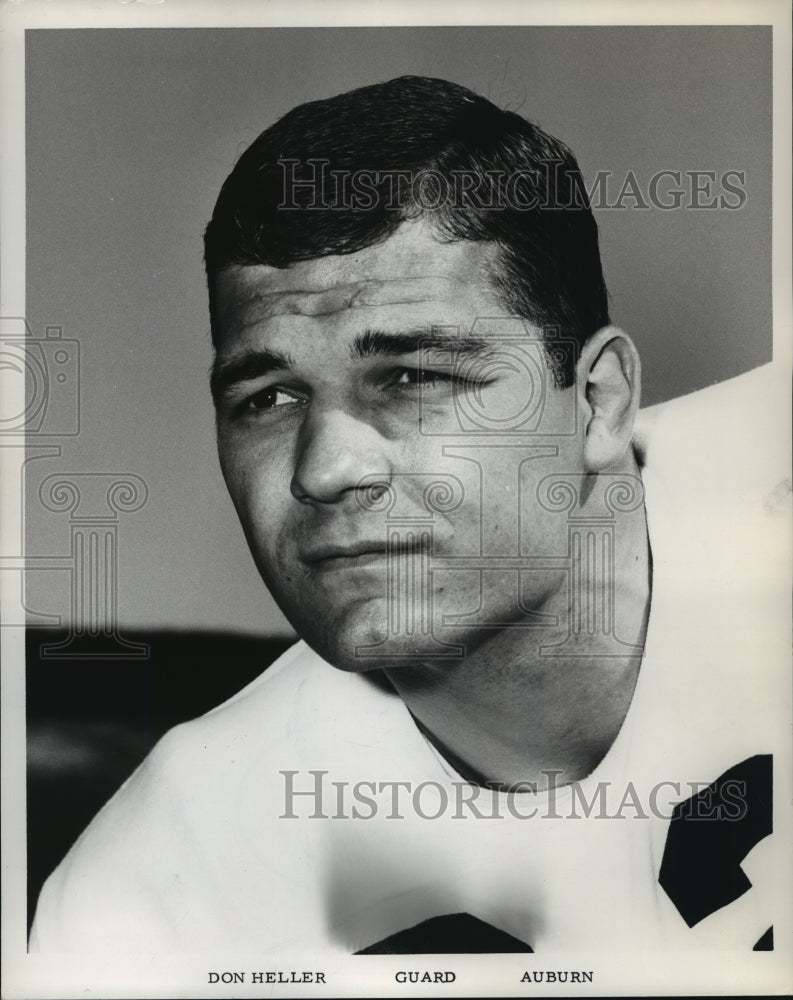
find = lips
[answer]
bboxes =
[302,540,387,563]
[301,536,431,567]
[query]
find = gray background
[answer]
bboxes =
[24,26,772,635]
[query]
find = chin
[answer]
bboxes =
[297,598,457,673]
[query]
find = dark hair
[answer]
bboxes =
[204,75,609,385]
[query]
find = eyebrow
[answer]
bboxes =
[210,347,294,402]
[210,328,493,402]
[353,328,492,361]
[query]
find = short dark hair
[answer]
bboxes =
[204,75,610,385]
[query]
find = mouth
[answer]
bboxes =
[301,538,431,572]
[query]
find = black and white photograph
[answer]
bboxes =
[2,1,791,996]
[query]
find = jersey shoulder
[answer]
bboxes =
[28,640,325,951]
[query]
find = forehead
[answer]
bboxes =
[212,220,505,341]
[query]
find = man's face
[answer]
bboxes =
[213,220,585,671]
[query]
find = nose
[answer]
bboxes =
[290,406,392,505]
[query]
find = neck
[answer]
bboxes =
[384,461,652,791]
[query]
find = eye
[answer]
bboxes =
[238,385,308,416]
[392,367,454,389]
[389,366,496,397]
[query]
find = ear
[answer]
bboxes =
[576,327,642,472]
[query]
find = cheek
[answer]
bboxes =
[217,429,248,502]
[218,441,294,555]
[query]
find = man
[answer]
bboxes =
[30,76,784,953]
